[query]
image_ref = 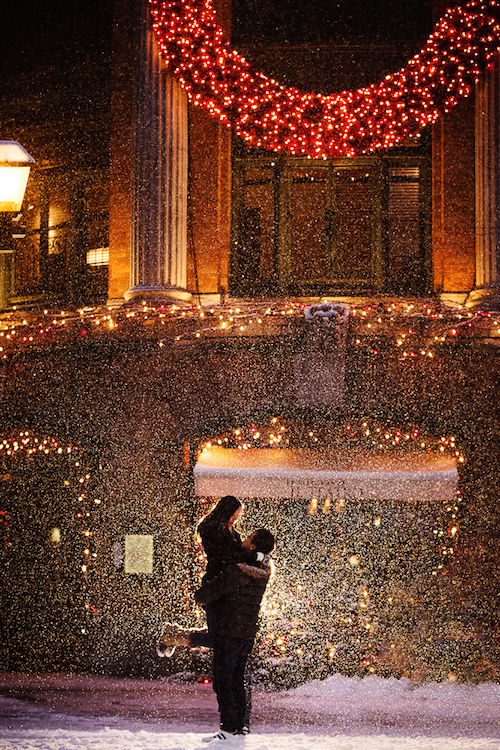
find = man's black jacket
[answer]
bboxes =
[195,561,271,642]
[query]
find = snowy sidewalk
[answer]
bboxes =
[1,673,500,750]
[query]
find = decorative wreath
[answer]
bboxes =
[150,0,500,159]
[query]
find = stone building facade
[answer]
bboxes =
[1,0,500,678]
[1,0,500,307]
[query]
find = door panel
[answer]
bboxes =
[333,168,373,281]
[291,168,329,280]
[388,167,422,292]
[231,154,429,295]
[232,166,276,294]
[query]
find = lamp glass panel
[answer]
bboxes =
[0,166,31,212]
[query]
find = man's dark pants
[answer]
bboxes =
[212,633,253,733]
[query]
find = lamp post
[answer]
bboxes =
[0,141,35,309]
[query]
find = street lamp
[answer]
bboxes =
[0,141,35,308]
[0,141,35,213]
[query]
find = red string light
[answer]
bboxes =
[149,0,500,158]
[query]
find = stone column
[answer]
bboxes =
[472,54,500,308]
[125,0,190,302]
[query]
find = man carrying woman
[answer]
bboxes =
[157,496,275,739]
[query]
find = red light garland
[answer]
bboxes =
[149,0,500,158]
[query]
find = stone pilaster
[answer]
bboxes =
[471,54,500,308]
[125,0,190,302]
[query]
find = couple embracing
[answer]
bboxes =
[158,495,275,740]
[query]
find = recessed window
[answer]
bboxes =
[87,247,109,267]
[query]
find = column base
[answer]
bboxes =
[464,288,500,310]
[124,285,193,304]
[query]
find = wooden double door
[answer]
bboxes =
[230,154,431,296]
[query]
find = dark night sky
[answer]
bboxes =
[233,0,433,45]
[0,0,434,104]
[0,0,433,72]
[0,0,112,76]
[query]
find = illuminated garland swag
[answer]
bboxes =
[150,0,500,159]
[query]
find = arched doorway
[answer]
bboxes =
[0,430,100,672]
[190,416,485,683]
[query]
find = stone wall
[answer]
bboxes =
[1,329,499,673]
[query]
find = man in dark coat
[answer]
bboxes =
[157,497,264,657]
[197,528,275,741]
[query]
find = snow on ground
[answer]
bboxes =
[1,729,500,750]
[1,673,500,750]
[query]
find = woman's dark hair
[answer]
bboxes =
[203,495,242,525]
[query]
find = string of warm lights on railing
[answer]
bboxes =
[349,301,500,357]
[0,299,498,359]
[149,0,500,159]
